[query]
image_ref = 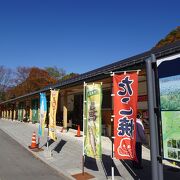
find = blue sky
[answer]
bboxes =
[0,0,179,74]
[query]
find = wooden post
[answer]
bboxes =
[63,91,68,131]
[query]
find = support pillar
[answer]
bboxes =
[1,111,3,118]
[145,54,163,180]
[63,91,68,131]
[10,109,12,119]
[3,110,4,118]
[6,110,8,119]
[13,109,16,120]
[29,99,32,122]
[14,102,18,120]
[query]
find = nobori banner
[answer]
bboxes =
[38,93,47,137]
[113,72,138,160]
[84,83,102,159]
[49,89,59,141]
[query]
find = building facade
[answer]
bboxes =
[1,41,180,144]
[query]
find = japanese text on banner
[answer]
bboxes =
[84,83,102,159]
[113,73,138,160]
[49,90,59,141]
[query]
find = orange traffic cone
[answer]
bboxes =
[29,132,38,149]
[75,125,82,137]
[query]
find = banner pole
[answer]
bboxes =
[82,82,86,175]
[38,93,41,149]
[47,89,51,153]
[111,117,114,180]
[47,95,50,154]
[82,155,84,175]
[110,76,115,180]
[38,135,40,149]
[104,69,141,75]
[145,55,162,180]
[47,114,49,153]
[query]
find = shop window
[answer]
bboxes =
[102,90,112,109]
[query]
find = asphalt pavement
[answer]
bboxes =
[0,118,179,180]
[0,128,69,180]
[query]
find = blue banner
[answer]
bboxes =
[38,93,47,137]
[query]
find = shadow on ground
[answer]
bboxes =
[52,139,67,153]
[102,154,121,177]
[43,139,55,147]
[84,154,121,179]
[121,159,180,180]
[84,155,99,171]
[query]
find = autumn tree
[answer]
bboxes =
[5,66,79,100]
[6,67,57,99]
[26,67,57,91]
[154,26,180,48]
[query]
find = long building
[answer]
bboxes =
[1,40,180,145]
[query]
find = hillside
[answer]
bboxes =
[154,26,180,48]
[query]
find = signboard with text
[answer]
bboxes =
[113,72,138,160]
[158,55,180,162]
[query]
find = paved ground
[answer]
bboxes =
[0,129,69,180]
[0,118,179,180]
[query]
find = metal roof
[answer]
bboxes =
[1,40,180,105]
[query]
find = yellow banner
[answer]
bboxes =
[49,89,59,141]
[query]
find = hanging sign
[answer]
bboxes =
[158,55,180,162]
[113,72,138,160]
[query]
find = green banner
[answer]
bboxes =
[32,99,38,123]
[84,83,102,159]
[18,102,24,121]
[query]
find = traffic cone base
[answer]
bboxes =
[29,132,38,149]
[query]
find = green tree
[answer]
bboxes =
[61,72,79,81]
[44,66,66,81]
